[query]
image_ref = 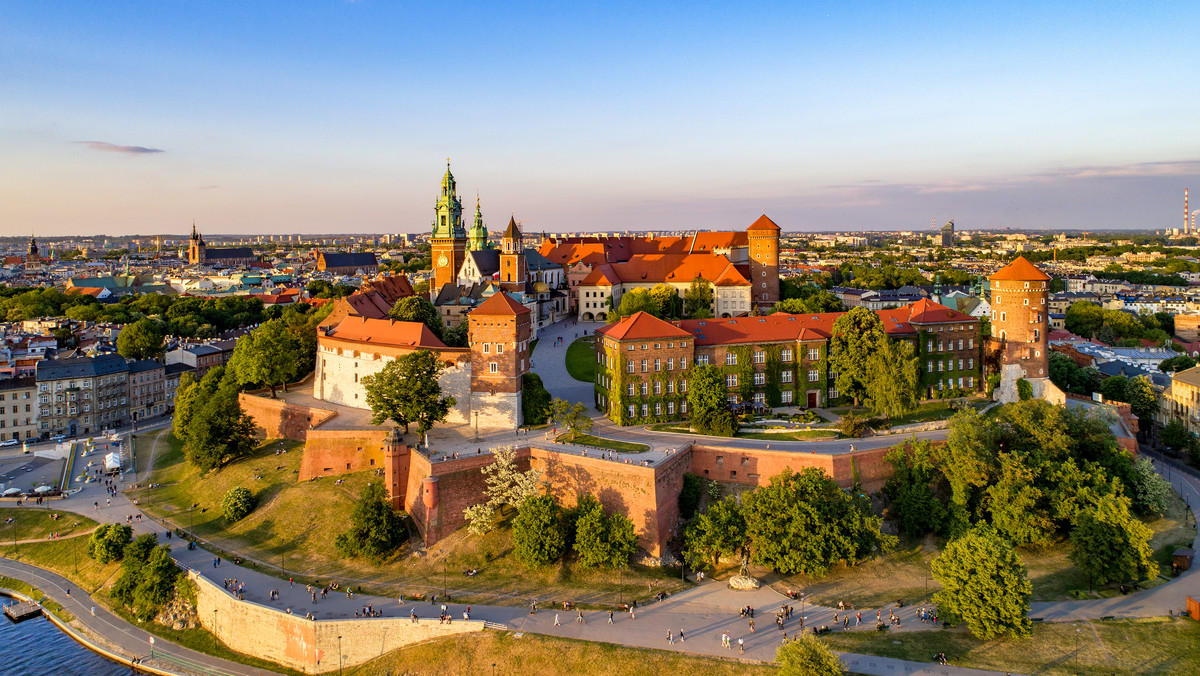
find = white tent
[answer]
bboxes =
[104,452,121,473]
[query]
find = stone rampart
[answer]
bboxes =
[240,393,337,441]
[190,570,483,674]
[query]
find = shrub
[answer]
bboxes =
[678,473,703,519]
[1016,378,1033,401]
[839,412,869,438]
[87,523,133,564]
[220,486,255,522]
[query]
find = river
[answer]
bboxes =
[0,613,126,675]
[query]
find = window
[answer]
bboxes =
[927,339,933,352]
[968,338,974,349]
[483,343,490,353]
[696,355,708,366]
[782,371,792,383]
[627,384,636,396]
[781,349,792,362]
[641,404,649,417]
[938,341,943,352]
[1024,298,1029,305]
[828,387,839,399]
[808,369,819,382]
[655,402,662,415]
[627,360,635,374]
[753,392,766,405]
[640,383,648,396]
[681,357,690,369]
[958,358,964,371]
[668,401,675,414]
[496,343,504,353]
[641,359,648,372]
[726,353,737,366]
[667,380,676,394]
[653,381,662,395]
[781,390,793,404]
[655,359,662,372]
[754,372,765,385]
[968,377,974,388]
[968,358,974,369]
[489,362,498,373]
[753,351,765,364]
[628,405,636,418]
[938,361,944,372]
[726,374,738,388]
[681,401,688,414]
[667,358,675,371]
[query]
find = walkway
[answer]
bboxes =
[0,556,268,676]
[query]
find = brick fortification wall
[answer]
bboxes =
[689,444,894,493]
[190,571,482,674]
[240,393,337,441]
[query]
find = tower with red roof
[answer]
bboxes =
[987,256,1051,394]
[747,215,781,307]
[468,290,532,428]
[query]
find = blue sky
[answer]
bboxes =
[2,1,1198,235]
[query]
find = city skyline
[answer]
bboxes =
[3,1,1198,235]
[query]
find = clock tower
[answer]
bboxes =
[431,160,467,293]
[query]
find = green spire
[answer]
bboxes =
[468,193,489,251]
[432,159,465,240]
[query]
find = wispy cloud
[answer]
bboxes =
[76,141,165,155]
[199,184,219,190]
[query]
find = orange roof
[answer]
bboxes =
[747,214,781,231]
[69,287,107,297]
[472,291,530,316]
[326,316,446,349]
[713,264,750,286]
[676,313,841,345]
[580,254,749,287]
[596,312,692,340]
[988,256,1051,282]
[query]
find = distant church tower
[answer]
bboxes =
[468,195,489,251]
[188,222,206,266]
[431,161,467,293]
[499,216,527,294]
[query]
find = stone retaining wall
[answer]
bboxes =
[239,393,338,441]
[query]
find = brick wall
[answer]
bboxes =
[240,393,338,441]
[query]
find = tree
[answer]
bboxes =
[361,350,456,436]
[742,468,893,576]
[227,319,301,397]
[687,364,738,436]
[1048,277,1067,293]
[678,473,703,520]
[1126,457,1171,516]
[1100,375,1129,402]
[573,494,638,569]
[683,497,747,570]
[335,479,407,561]
[521,373,552,425]
[987,454,1055,547]
[116,318,165,360]
[610,288,662,322]
[829,307,886,407]
[172,372,199,438]
[221,487,255,521]
[883,441,948,536]
[1070,493,1156,589]
[132,546,180,621]
[776,634,845,676]
[1065,301,1105,339]
[1159,355,1197,373]
[512,495,567,568]
[441,320,469,348]
[684,277,714,319]
[1162,418,1192,451]
[1125,375,1157,425]
[183,377,259,472]
[649,283,682,319]
[863,337,919,419]
[387,295,445,341]
[87,523,133,564]
[931,524,1032,640]
[548,398,593,441]
[462,446,543,534]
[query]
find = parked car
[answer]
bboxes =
[0,439,19,448]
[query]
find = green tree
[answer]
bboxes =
[687,364,737,436]
[1125,375,1158,425]
[221,486,255,521]
[116,318,165,360]
[172,372,199,438]
[227,319,302,397]
[683,497,747,570]
[110,534,158,608]
[932,524,1032,639]
[883,441,948,536]
[863,337,919,419]
[1159,355,1197,372]
[183,377,258,472]
[462,446,543,534]
[361,350,456,437]
[335,479,407,561]
[387,295,445,341]
[572,494,638,569]
[611,288,662,322]
[776,634,845,676]
[1070,493,1156,588]
[1048,277,1067,293]
[441,320,469,348]
[1126,457,1171,516]
[649,283,683,319]
[684,277,714,319]
[548,398,593,441]
[1162,418,1191,451]
[132,546,180,621]
[512,494,567,568]
[678,473,703,519]
[1100,375,1129,402]
[829,307,886,406]
[742,467,892,576]
[87,523,133,564]
[1065,301,1105,339]
[521,373,552,425]
[987,454,1055,547]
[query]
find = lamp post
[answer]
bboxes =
[474,412,479,442]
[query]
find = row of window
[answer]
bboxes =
[0,392,32,401]
[624,379,689,397]
[0,419,33,428]
[625,357,690,373]
[926,338,974,352]
[624,341,691,351]
[927,358,975,373]
[0,405,32,414]
[627,400,689,418]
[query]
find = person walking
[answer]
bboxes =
[679,629,685,642]
[738,637,744,654]
[667,630,674,645]
[608,610,614,623]
[554,613,560,626]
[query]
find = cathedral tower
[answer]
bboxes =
[187,221,206,266]
[499,216,527,294]
[468,195,489,251]
[431,161,468,292]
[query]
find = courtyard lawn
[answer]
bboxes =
[0,508,98,541]
[823,616,1200,676]
[646,422,838,441]
[565,337,597,383]
[132,429,686,607]
[562,433,650,453]
[831,398,990,427]
[348,630,776,676]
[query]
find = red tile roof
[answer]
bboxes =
[327,317,446,349]
[746,214,781,231]
[580,254,748,287]
[989,256,1051,282]
[675,313,841,345]
[472,291,530,316]
[596,312,692,340]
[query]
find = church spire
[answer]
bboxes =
[432,160,465,240]
[468,193,489,251]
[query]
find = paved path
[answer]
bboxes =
[0,556,269,676]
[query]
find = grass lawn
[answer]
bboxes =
[737,430,840,441]
[562,433,650,453]
[347,630,776,676]
[773,490,1194,607]
[831,398,989,427]
[0,535,120,595]
[0,507,98,541]
[0,574,73,620]
[565,337,597,383]
[823,616,1200,675]
[133,430,685,607]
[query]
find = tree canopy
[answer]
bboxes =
[932,524,1032,639]
[683,277,714,319]
[572,493,638,569]
[116,318,165,360]
[335,479,407,561]
[227,318,302,397]
[387,296,446,341]
[686,364,737,436]
[829,306,886,407]
[361,350,456,436]
[683,497,747,570]
[1069,492,1156,589]
[512,494,567,568]
[179,370,259,472]
[462,446,543,534]
[776,634,845,676]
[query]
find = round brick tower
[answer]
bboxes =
[987,256,1050,378]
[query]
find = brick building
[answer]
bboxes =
[987,256,1050,380]
[594,312,694,421]
[467,291,532,429]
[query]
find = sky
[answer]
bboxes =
[2,1,1198,236]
